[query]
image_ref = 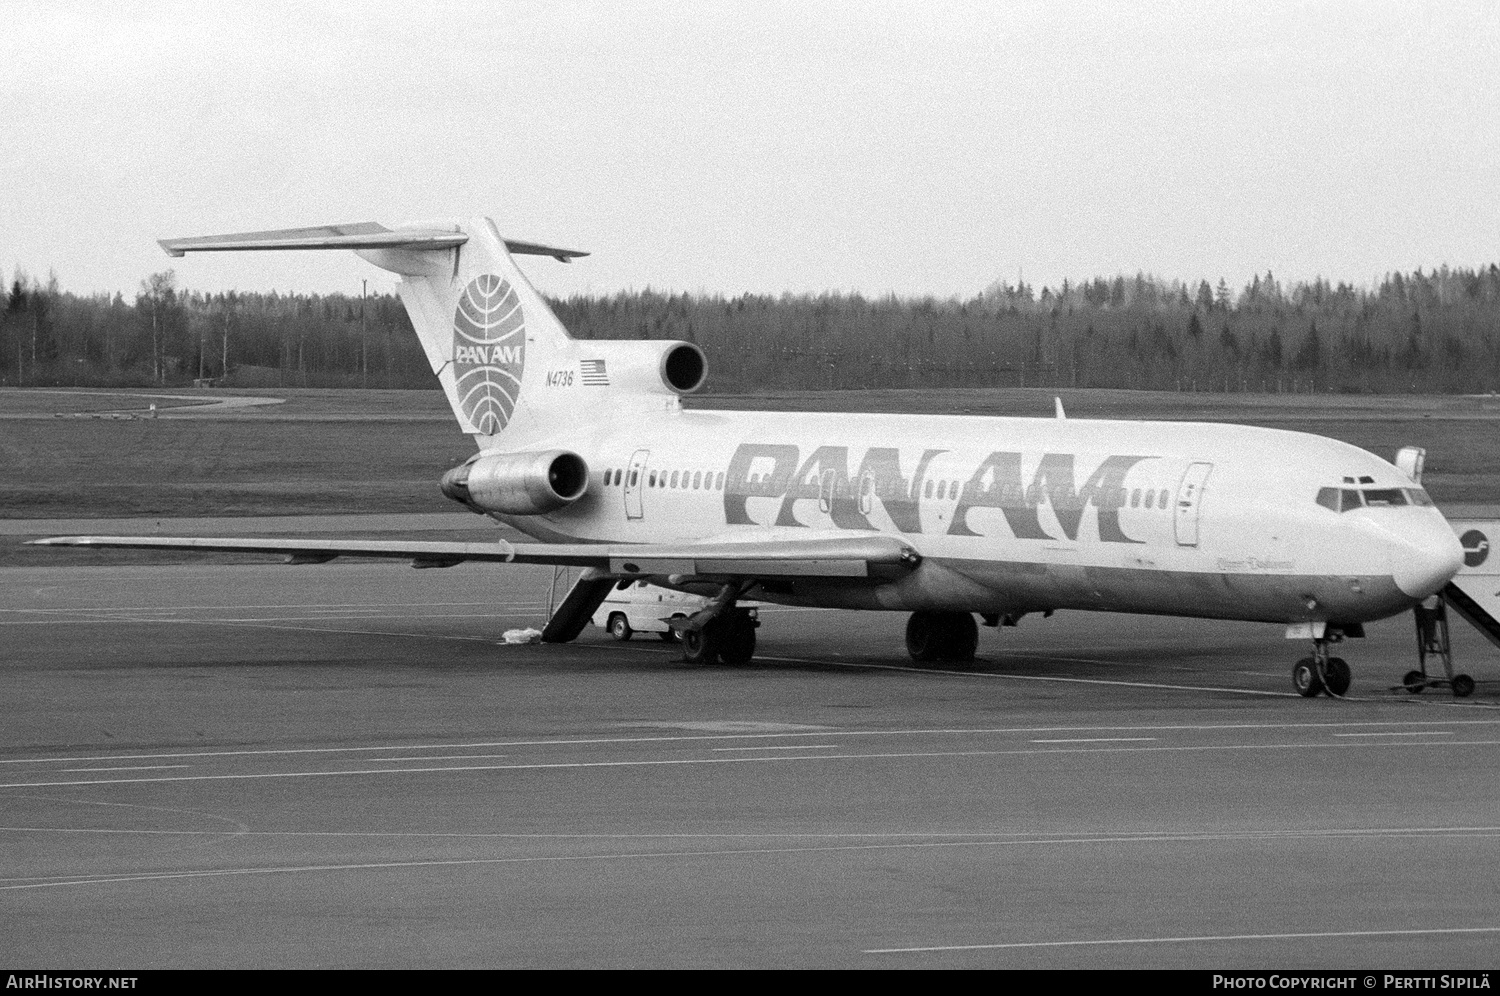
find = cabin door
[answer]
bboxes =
[1174,462,1213,547]
[624,449,649,520]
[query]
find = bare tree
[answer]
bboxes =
[138,270,176,384]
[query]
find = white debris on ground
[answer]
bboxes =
[502,628,543,645]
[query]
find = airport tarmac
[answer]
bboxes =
[3,559,1500,969]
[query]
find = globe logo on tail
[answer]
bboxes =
[452,274,524,435]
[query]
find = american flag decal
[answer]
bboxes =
[580,359,609,386]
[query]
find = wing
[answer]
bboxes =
[29,534,921,579]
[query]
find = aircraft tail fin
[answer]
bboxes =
[161,218,591,445]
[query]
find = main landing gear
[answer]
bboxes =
[673,582,759,666]
[905,611,979,665]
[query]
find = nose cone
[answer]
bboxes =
[1389,514,1464,599]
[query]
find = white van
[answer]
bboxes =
[592,581,757,641]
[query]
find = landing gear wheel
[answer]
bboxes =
[1322,657,1351,697]
[717,610,758,666]
[684,624,723,669]
[1402,670,1426,694]
[681,619,721,665]
[905,612,944,664]
[947,613,979,661]
[1452,674,1475,698]
[607,613,632,641]
[1292,657,1324,698]
[905,611,979,664]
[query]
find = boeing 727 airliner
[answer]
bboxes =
[34,218,1475,697]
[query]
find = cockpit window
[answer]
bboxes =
[1321,485,1431,511]
[1362,488,1408,507]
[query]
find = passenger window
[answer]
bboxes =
[648,471,656,487]
[693,472,702,489]
[667,471,676,488]
[1341,489,1363,509]
[629,470,638,486]
[1316,488,1340,512]
[1143,489,1154,509]
[716,472,725,490]
[924,480,934,498]
[1130,488,1141,508]
[1159,489,1170,509]
[1363,488,1408,507]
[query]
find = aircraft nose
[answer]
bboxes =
[1388,514,1464,599]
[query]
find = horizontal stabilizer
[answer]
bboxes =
[29,534,920,580]
[159,222,588,261]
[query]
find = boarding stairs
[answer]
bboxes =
[1400,518,1500,697]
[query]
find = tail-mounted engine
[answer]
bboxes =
[441,449,589,516]
[579,340,707,396]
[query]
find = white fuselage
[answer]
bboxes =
[494,409,1464,626]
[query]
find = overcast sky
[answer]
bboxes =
[2,0,1497,301]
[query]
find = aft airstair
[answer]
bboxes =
[1400,518,1500,697]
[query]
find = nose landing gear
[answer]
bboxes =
[1291,633,1352,698]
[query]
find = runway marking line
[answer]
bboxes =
[7,740,1500,790]
[4,718,1500,767]
[6,829,1500,893]
[726,650,1303,699]
[58,765,191,773]
[1030,737,1157,743]
[1333,731,1453,737]
[9,596,1495,709]
[582,644,1500,708]
[864,925,1500,954]
[710,745,841,751]
[361,754,509,762]
[6,824,1497,841]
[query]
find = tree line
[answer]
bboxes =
[4,263,1500,394]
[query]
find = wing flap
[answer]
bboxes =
[29,534,920,580]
